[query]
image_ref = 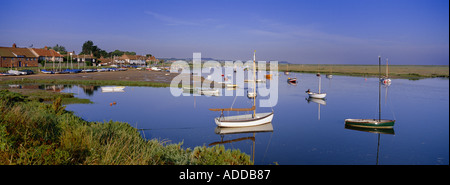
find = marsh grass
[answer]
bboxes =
[0,90,252,165]
[0,78,170,88]
[0,87,92,105]
[277,64,449,78]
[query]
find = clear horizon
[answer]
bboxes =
[0,0,448,65]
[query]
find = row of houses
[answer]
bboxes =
[0,44,63,67]
[0,43,159,68]
[98,54,159,66]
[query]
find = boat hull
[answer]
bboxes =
[287,78,297,84]
[307,92,326,99]
[101,86,125,92]
[215,112,274,127]
[345,119,395,129]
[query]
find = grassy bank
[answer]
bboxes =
[0,87,92,105]
[0,90,252,165]
[277,64,449,79]
[0,78,170,88]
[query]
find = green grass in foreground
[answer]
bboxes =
[0,90,252,165]
[0,78,170,88]
[276,64,449,79]
[0,87,92,105]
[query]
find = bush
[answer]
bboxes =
[0,90,252,165]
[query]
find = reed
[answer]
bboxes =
[277,64,449,78]
[0,90,252,165]
[0,78,170,88]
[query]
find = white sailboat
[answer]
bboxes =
[380,58,391,85]
[209,51,274,127]
[345,56,395,129]
[101,86,125,92]
[306,73,326,99]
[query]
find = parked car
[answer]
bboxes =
[19,69,34,75]
[8,70,27,75]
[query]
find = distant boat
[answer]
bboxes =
[101,86,125,92]
[326,66,333,79]
[8,70,26,75]
[244,79,266,83]
[210,51,274,128]
[199,89,220,96]
[345,119,395,129]
[40,69,54,74]
[226,84,238,88]
[380,58,391,85]
[306,73,326,99]
[284,64,290,75]
[345,56,395,129]
[247,88,257,98]
[287,77,297,85]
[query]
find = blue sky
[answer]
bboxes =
[0,0,448,65]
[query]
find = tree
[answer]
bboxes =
[80,40,108,59]
[81,40,94,55]
[50,44,67,54]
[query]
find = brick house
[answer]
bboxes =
[72,54,96,65]
[115,54,146,65]
[0,44,39,67]
[30,46,64,62]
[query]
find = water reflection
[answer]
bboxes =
[345,125,395,165]
[59,73,449,165]
[306,97,326,120]
[209,123,274,164]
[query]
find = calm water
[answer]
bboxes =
[63,72,449,165]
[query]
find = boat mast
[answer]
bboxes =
[253,50,256,118]
[386,58,389,78]
[318,74,321,93]
[378,56,381,121]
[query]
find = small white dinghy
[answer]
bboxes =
[307,92,327,99]
[210,108,273,127]
[101,86,125,92]
[213,112,274,128]
[200,89,220,96]
[210,51,274,128]
[306,73,326,99]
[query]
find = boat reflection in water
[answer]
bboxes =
[101,86,125,93]
[306,97,326,120]
[209,123,274,164]
[345,124,395,165]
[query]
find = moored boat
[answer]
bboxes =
[344,119,395,129]
[213,112,274,128]
[41,69,54,74]
[210,51,274,128]
[345,56,395,129]
[306,73,326,99]
[287,77,297,84]
[306,91,326,99]
[101,86,125,92]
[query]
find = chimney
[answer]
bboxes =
[12,43,16,48]
[44,46,48,50]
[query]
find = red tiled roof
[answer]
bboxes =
[0,46,36,58]
[31,48,64,57]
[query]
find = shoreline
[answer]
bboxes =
[0,89,253,165]
[0,65,448,88]
[276,64,449,79]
